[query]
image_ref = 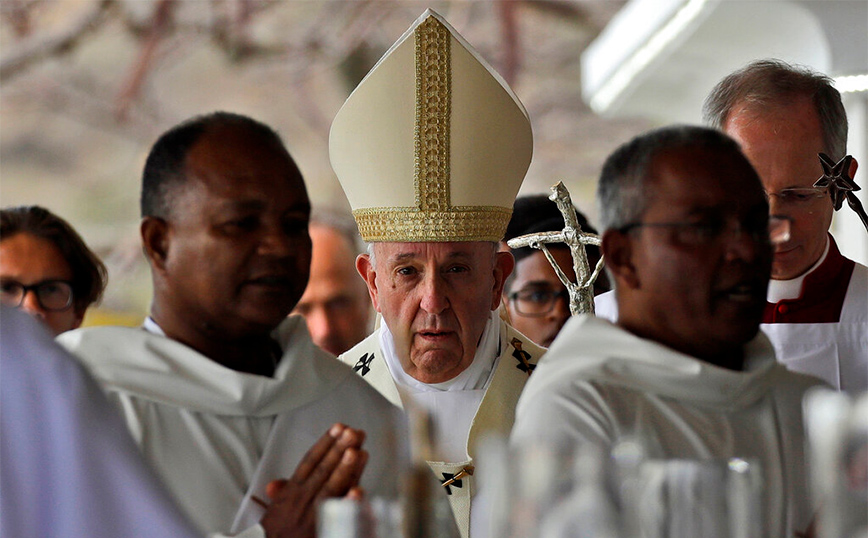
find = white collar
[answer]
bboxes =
[143,316,165,336]
[767,236,829,302]
[378,311,500,392]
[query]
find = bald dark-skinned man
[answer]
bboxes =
[59,112,404,538]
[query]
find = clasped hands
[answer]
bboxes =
[260,423,369,538]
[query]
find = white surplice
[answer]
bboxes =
[511,314,826,538]
[58,315,406,537]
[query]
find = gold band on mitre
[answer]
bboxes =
[330,10,533,243]
[353,206,513,243]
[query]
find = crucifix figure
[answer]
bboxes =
[815,153,868,234]
[506,182,605,315]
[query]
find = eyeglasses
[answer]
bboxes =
[619,215,791,247]
[508,288,569,317]
[764,187,828,207]
[0,279,74,311]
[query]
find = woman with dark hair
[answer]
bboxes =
[1,206,107,335]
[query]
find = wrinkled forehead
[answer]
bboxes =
[373,241,496,265]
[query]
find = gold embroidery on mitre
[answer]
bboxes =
[351,15,516,243]
[353,206,512,243]
[414,16,451,212]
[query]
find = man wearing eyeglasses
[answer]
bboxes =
[704,59,867,394]
[502,195,610,348]
[0,206,107,335]
[512,125,824,537]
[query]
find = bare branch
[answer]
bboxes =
[497,0,520,86]
[0,0,112,80]
[114,0,175,122]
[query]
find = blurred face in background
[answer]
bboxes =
[0,233,83,335]
[504,248,573,348]
[293,224,371,356]
[504,245,609,348]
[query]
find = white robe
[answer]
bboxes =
[338,315,545,538]
[58,315,406,537]
[511,314,825,538]
[1,307,200,538]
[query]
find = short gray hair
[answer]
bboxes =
[310,208,366,255]
[703,59,848,160]
[596,125,743,232]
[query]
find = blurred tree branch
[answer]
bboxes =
[1,0,113,80]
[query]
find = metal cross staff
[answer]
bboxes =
[506,182,605,315]
[815,153,868,234]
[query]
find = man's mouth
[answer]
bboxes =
[417,329,452,340]
[246,275,294,289]
[774,244,798,256]
[718,281,766,303]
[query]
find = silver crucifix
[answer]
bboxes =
[506,182,605,315]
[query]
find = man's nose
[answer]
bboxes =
[19,290,46,320]
[419,274,449,314]
[547,292,570,322]
[724,223,762,263]
[767,194,787,217]
[258,226,296,257]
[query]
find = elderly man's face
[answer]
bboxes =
[610,146,772,366]
[149,125,312,339]
[293,224,371,356]
[357,242,513,383]
[724,97,836,280]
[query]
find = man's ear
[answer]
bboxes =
[601,229,640,290]
[355,253,381,313]
[141,216,170,272]
[849,156,859,181]
[490,251,516,310]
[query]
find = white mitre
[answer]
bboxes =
[330,9,533,242]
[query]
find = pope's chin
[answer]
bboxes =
[410,349,466,383]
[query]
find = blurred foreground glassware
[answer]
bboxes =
[482,437,585,538]
[804,389,868,538]
[631,458,763,538]
[318,497,401,538]
[480,435,764,538]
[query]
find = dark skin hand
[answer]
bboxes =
[260,423,369,538]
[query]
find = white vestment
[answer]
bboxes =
[594,236,868,394]
[58,315,405,538]
[511,314,825,538]
[338,313,544,538]
[1,307,200,538]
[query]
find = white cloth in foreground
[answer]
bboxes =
[1,307,200,538]
[511,314,825,538]
[58,315,406,538]
[339,313,544,538]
